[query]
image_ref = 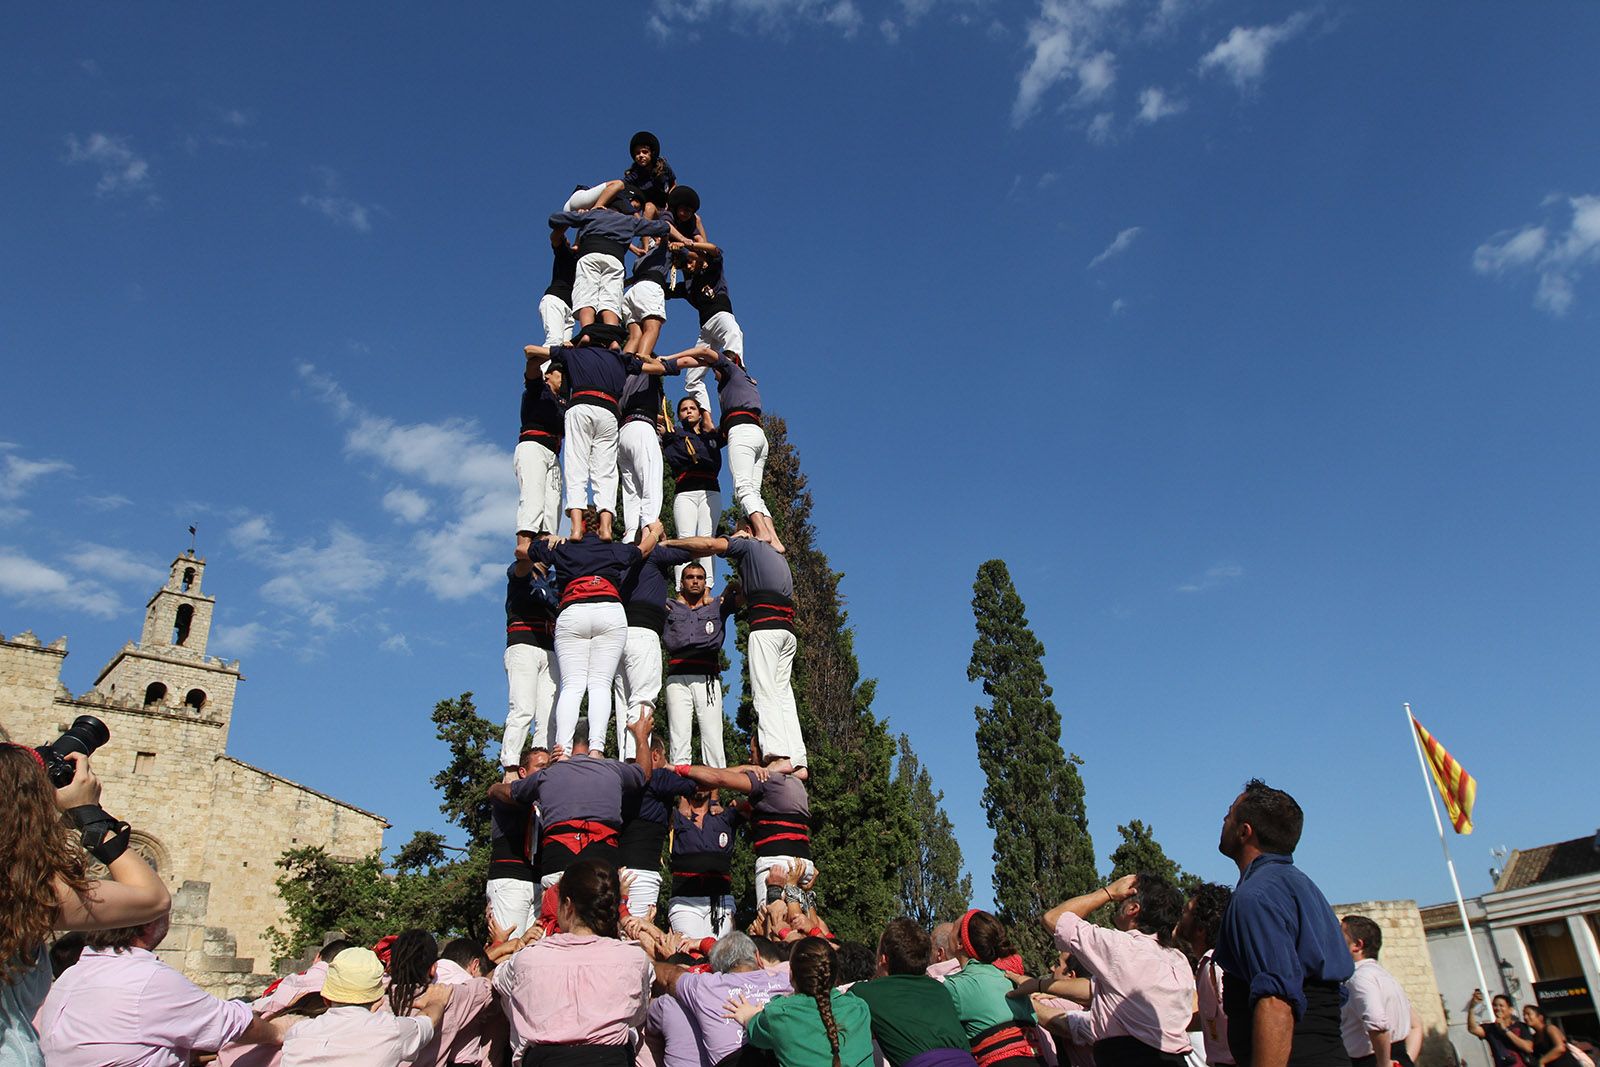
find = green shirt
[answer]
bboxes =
[942,962,1035,1040]
[850,975,970,1066]
[746,989,876,1067]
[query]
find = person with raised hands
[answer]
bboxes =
[549,185,692,330]
[725,936,875,1067]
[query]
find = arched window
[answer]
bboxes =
[173,604,194,646]
[185,689,207,713]
[143,682,167,707]
[181,567,196,592]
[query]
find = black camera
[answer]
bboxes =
[38,715,110,788]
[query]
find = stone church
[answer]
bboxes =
[0,550,387,996]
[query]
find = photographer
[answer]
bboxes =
[0,742,172,1066]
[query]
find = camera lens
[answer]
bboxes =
[48,715,110,760]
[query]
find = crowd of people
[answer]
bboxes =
[3,132,1590,1067]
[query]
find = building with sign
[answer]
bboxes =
[1423,834,1600,1067]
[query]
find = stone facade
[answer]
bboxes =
[1334,898,1452,1067]
[0,551,387,995]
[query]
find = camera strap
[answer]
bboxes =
[65,804,132,865]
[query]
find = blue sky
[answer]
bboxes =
[4,3,1598,915]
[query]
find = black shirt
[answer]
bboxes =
[519,374,564,452]
[545,240,578,304]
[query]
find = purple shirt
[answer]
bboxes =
[1053,912,1196,1055]
[647,994,701,1067]
[38,946,254,1067]
[673,968,793,1065]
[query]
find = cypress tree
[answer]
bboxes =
[968,559,1098,970]
[896,733,973,928]
[1107,819,1199,893]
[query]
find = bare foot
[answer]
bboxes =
[598,512,615,542]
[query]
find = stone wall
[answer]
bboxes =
[1336,899,1452,1067]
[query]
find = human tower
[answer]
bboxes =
[489,130,815,938]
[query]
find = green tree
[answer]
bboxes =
[1107,819,1199,893]
[268,693,499,963]
[968,559,1098,971]
[896,734,972,928]
[729,416,916,942]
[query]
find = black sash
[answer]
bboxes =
[1224,975,1351,1067]
[1092,1037,1187,1067]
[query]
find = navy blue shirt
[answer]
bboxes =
[617,766,696,869]
[619,368,666,425]
[506,563,558,648]
[519,373,564,452]
[628,237,671,287]
[711,355,762,426]
[550,344,644,416]
[670,805,743,898]
[662,427,722,492]
[670,253,733,324]
[1215,853,1355,1018]
[623,158,677,208]
[526,538,642,611]
[548,208,670,261]
[619,546,694,633]
[545,240,578,304]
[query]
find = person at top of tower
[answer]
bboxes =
[549,186,692,330]
[678,348,782,552]
[662,395,723,587]
[667,241,743,418]
[623,131,677,216]
[666,184,709,243]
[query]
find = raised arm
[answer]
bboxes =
[665,535,731,557]
[1042,874,1134,933]
[524,344,552,380]
[677,765,758,793]
[1465,993,1486,1039]
[51,755,172,931]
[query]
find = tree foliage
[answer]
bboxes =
[968,559,1098,971]
[896,734,972,928]
[729,416,916,942]
[1107,819,1199,893]
[268,693,497,965]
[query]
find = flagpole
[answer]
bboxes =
[1405,702,1492,998]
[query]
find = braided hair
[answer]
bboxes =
[558,858,622,939]
[386,929,438,1018]
[791,936,842,1067]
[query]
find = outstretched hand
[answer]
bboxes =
[723,991,763,1026]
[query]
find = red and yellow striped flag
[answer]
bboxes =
[1412,714,1477,834]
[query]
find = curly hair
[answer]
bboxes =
[1129,873,1185,948]
[791,937,842,1067]
[0,746,90,985]
[559,858,622,939]
[1183,883,1232,954]
[386,929,438,1018]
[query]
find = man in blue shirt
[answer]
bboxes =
[1214,779,1354,1067]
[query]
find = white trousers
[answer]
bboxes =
[664,674,726,768]
[563,405,619,513]
[607,626,662,759]
[672,488,720,590]
[552,602,628,753]
[618,420,664,542]
[754,856,817,907]
[563,182,613,212]
[685,311,746,413]
[668,895,737,939]
[621,280,667,326]
[620,868,662,918]
[572,253,624,317]
[502,643,559,766]
[725,423,770,519]
[539,293,574,348]
[747,629,806,766]
[514,440,563,536]
[486,878,541,939]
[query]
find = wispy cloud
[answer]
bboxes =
[383,487,431,524]
[1473,194,1600,316]
[648,0,863,39]
[1086,111,1115,145]
[300,167,380,233]
[210,620,279,658]
[1177,562,1243,594]
[227,517,389,630]
[1110,297,1128,316]
[0,546,122,619]
[1088,226,1143,269]
[63,543,165,586]
[0,447,73,524]
[64,133,153,197]
[380,633,412,655]
[1198,11,1313,90]
[1135,87,1186,123]
[80,493,133,511]
[1013,0,1122,127]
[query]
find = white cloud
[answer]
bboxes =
[1012,0,1127,126]
[648,0,864,37]
[880,18,900,42]
[383,488,431,524]
[0,450,73,502]
[1135,86,1186,123]
[228,514,275,552]
[1037,171,1060,189]
[1086,111,1115,144]
[1088,226,1143,268]
[0,547,122,619]
[1473,194,1600,316]
[300,167,379,233]
[298,363,513,600]
[64,543,164,586]
[80,493,133,511]
[1111,297,1128,315]
[256,525,389,629]
[1198,11,1313,90]
[209,620,274,657]
[380,633,412,655]
[64,133,152,197]
[1177,562,1243,594]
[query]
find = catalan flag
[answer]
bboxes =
[1411,713,1477,834]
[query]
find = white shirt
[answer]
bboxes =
[1340,958,1411,1058]
[282,1005,435,1067]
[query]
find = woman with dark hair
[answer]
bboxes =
[0,745,170,1067]
[724,936,873,1067]
[1175,883,1235,1067]
[494,858,651,1067]
[1523,1006,1579,1067]
[1039,874,1196,1067]
[942,911,1041,1067]
[623,131,677,217]
[662,395,723,588]
[1467,992,1535,1067]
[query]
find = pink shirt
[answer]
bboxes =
[925,958,963,982]
[1054,913,1195,1055]
[282,1005,435,1067]
[255,961,329,1016]
[1195,952,1232,1065]
[414,960,496,1067]
[37,946,255,1067]
[493,933,651,1053]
